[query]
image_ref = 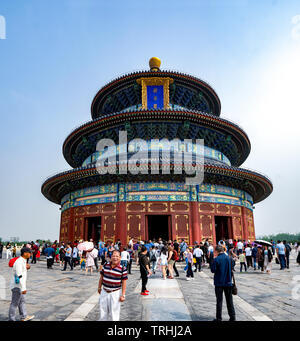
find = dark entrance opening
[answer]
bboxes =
[147,215,170,241]
[86,216,101,244]
[214,216,233,243]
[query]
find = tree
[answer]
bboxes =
[257,233,300,244]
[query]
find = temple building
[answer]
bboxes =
[41,58,273,245]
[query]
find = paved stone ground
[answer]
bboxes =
[176,268,254,321]
[178,251,300,321]
[85,265,144,321]
[226,252,300,321]
[0,254,100,321]
[1,251,300,321]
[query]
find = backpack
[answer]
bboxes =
[9,257,19,267]
[150,251,157,262]
[171,250,179,261]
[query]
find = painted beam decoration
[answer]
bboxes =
[61,182,253,212]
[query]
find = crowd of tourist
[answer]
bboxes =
[3,237,300,322]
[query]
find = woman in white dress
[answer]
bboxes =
[158,247,168,280]
[86,250,95,275]
[264,246,273,274]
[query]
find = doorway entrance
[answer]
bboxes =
[85,216,101,244]
[214,216,233,242]
[146,215,171,241]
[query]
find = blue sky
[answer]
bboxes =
[0,0,300,241]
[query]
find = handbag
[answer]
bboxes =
[232,273,237,295]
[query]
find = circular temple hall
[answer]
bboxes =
[41,58,273,245]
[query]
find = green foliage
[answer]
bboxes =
[9,239,53,247]
[257,233,300,244]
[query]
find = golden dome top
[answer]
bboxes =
[149,57,161,71]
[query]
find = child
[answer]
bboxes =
[36,248,41,261]
[80,256,86,271]
[239,251,247,272]
[55,246,60,263]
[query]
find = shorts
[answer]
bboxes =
[168,259,175,266]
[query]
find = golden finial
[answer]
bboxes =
[149,57,161,71]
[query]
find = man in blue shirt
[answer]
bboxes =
[270,240,275,255]
[44,245,55,269]
[99,244,107,270]
[61,244,73,271]
[179,239,188,262]
[144,241,151,252]
[211,245,236,321]
[98,240,105,249]
[276,240,286,270]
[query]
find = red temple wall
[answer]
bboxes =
[59,201,255,245]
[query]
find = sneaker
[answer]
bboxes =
[21,315,34,321]
[144,290,149,293]
[191,277,195,280]
[186,277,191,281]
[140,292,149,296]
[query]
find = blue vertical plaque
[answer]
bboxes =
[147,85,164,109]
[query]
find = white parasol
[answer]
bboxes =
[77,241,94,252]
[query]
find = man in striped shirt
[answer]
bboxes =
[98,249,127,321]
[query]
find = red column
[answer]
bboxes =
[212,214,217,245]
[59,210,63,243]
[117,202,127,246]
[252,211,256,240]
[241,207,249,241]
[68,207,75,243]
[191,202,200,244]
[84,218,88,241]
